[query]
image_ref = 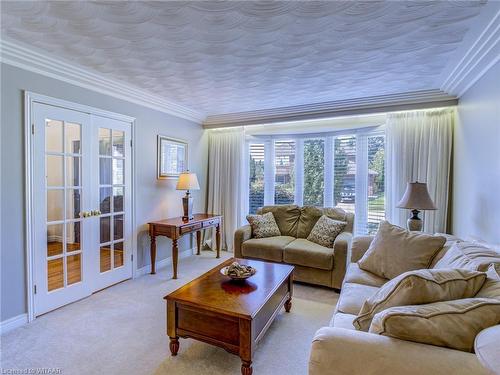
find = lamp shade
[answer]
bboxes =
[176,171,200,191]
[397,182,437,210]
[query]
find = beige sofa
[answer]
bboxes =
[309,235,499,375]
[234,205,354,289]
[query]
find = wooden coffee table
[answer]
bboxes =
[164,258,294,375]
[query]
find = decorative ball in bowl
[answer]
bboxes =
[220,262,257,280]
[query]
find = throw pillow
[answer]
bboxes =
[306,215,346,248]
[369,297,500,352]
[353,268,486,331]
[476,264,500,300]
[357,221,446,279]
[433,241,500,272]
[246,212,281,238]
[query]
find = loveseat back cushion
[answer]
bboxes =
[258,205,301,237]
[433,241,500,272]
[358,221,446,279]
[476,264,500,300]
[369,298,500,352]
[241,236,295,262]
[353,268,487,331]
[297,206,350,238]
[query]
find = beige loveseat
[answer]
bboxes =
[309,235,500,375]
[234,205,354,289]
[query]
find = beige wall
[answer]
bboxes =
[452,60,500,244]
[1,63,208,321]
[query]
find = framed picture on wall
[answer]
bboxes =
[157,135,188,179]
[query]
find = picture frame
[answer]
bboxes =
[157,135,188,179]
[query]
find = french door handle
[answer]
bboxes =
[91,210,102,216]
[81,211,91,218]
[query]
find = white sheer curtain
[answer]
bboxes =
[205,128,246,251]
[385,109,454,233]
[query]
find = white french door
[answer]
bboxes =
[32,102,132,316]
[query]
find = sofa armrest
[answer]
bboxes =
[350,235,374,262]
[331,232,352,289]
[234,225,252,258]
[309,327,488,375]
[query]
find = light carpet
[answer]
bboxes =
[1,252,338,374]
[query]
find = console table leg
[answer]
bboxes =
[196,230,201,255]
[216,224,221,259]
[285,298,292,313]
[150,234,157,275]
[241,361,252,375]
[172,239,178,279]
[169,337,179,356]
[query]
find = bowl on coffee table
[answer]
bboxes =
[220,262,256,280]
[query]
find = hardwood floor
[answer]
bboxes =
[47,242,123,291]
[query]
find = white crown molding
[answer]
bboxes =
[203,90,458,128]
[0,39,205,123]
[441,6,500,97]
[0,313,28,335]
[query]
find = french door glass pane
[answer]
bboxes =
[66,189,81,220]
[112,159,124,185]
[100,187,112,214]
[112,130,125,157]
[66,253,82,285]
[47,224,64,256]
[100,246,111,272]
[113,187,124,212]
[114,242,124,268]
[249,144,265,214]
[334,136,356,211]
[65,122,81,154]
[99,158,112,185]
[47,189,64,222]
[66,156,81,186]
[47,155,64,187]
[114,215,123,241]
[47,258,64,291]
[99,128,111,155]
[66,221,81,252]
[304,139,325,207]
[274,140,295,205]
[367,136,385,234]
[100,216,111,243]
[46,120,63,153]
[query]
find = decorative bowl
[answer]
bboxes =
[220,265,257,280]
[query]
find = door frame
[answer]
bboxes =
[24,91,137,322]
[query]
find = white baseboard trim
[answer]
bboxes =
[135,247,195,277]
[1,313,28,335]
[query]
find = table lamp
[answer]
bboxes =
[397,181,436,231]
[176,171,200,221]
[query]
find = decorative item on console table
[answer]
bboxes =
[176,171,200,221]
[397,181,437,231]
[148,214,222,278]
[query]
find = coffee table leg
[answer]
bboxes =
[285,298,292,313]
[169,337,179,356]
[241,360,252,375]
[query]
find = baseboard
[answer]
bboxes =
[1,313,28,335]
[135,247,195,277]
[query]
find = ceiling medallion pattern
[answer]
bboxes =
[1,1,485,115]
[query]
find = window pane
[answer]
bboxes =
[99,128,111,156]
[46,120,63,153]
[100,187,112,214]
[274,140,295,205]
[367,136,385,234]
[66,156,81,187]
[112,159,124,185]
[47,224,63,257]
[334,136,356,213]
[304,139,324,207]
[65,122,81,154]
[112,130,125,157]
[47,155,64,187]
[249,144,264,214]
[66,253,81,285]
[99,157,112,185]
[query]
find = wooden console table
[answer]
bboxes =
[148,214,222,279]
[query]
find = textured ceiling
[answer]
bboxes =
[0,1,486,116]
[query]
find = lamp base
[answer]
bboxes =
[407,209,423,231]
[182,192,194,221]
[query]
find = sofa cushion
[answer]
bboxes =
[284,238,334,270]
[476,264,500,300]
[336,282,379,315]
[241,236,295,262]
[246,212,281,238]
[369,298,500,352]
[307,215,346,248]
[258,205,301,237]
[344,263,388,288]
[330,312,357,330]
[297,206,324,238]
[354,268,487,331]
[433,241,500,272]
[358,221,446,279]
[474,325,500,375]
